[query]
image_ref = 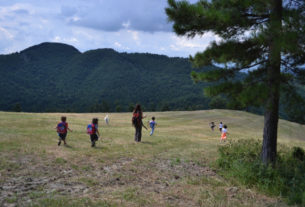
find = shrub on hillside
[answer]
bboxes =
[217,139,305,205]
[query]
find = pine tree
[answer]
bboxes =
[166,0,305,165]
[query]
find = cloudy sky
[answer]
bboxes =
[0,0,218,57]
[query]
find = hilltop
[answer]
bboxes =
[0,42,211,112]
[1,42,304,124]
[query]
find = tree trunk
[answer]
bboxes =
[262,93,280,164]
[262,0,282,165]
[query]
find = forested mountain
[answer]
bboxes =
[1,42,303,123]
[0,42,212,112]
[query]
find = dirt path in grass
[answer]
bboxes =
[0,154,286,207]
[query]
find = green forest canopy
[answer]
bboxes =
[0,42,304,124]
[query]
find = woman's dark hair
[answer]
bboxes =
[61,116,66,122]
[224,125,227,128]
[92,118,98,124]
[133,104,142,113]
[152,116,155,120]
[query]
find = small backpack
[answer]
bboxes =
[132,111,141,126]
[87,124,96,135]
[57,122,66,133]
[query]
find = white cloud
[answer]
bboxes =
[114,42,122,47]
[128,30,141,45]
[0,27,14,39]
[166,32,221,56]
[60,0,172,32]
[122,21,130,29]
[0,0,217,57]
[113,41,130,50]
[53,36,61,41]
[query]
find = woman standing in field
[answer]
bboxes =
[132,104,144,142]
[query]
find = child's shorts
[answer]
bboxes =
[58,133,67,140]
[90,134,99,142]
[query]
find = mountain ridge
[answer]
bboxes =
[0,42,210,112]
[1,42,303,124]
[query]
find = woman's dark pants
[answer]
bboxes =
[135,126,142,142]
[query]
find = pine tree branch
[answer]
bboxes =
[231,60,268,72]
[243,13,270,19]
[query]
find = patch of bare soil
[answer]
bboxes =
[0,155,285,207]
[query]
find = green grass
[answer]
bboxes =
[0,110,304,206]
[217,140,305,205]
[54,157,67,164]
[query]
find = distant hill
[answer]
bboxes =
[0,42,212,112]
[1,42,304,124]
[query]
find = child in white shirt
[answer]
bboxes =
[221,125,228,142]
[219,122,223,132]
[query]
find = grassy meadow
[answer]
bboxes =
[0,110,304,207]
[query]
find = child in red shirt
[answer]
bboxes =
[56,116,72,146]
[87,118,100,147]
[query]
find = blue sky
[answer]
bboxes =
[0,0,218,57]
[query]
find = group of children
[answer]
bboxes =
[55,115,157,147]
[209,121,228,142]
[56,115,229,147]
[56,116,100,147]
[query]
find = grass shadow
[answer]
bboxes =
[92,146,105,150]
[140,141,154,145]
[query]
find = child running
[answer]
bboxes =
[220,125,228,142]
[56,116,72,146]
[209,122,215,131]
[219,122,223,132]
[104,114,109,125]
[87,118,100,147]
[149,117,157,136]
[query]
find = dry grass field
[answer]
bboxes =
[0,110,304,206]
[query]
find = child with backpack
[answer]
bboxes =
[87,118,100,147]
[149,117,157,136]
[221,125,228,142]
[56,116,72,146]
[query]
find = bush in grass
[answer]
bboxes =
[217,139,305,205]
